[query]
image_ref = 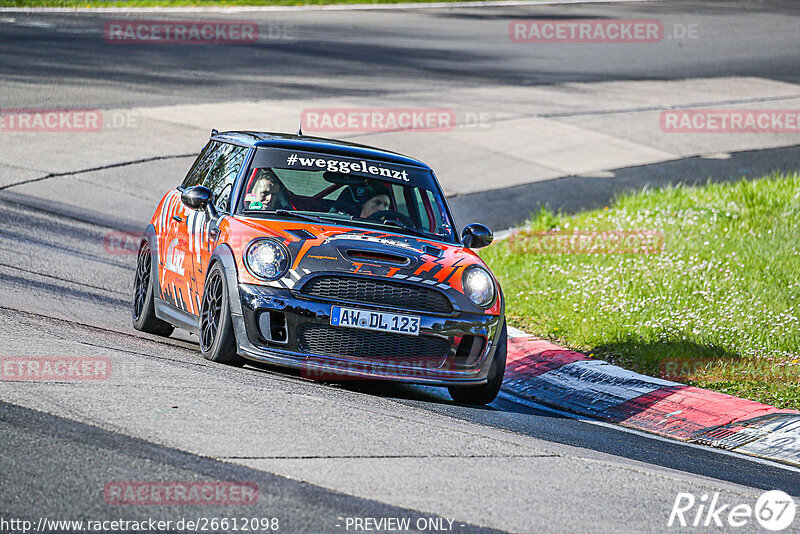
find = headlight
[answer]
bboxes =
[244,239,290,281]
[463,266,495,308]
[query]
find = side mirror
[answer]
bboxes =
[461,223,493,249]
[181,186,213,210]
[181,185,219,222]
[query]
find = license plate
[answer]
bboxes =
[330,306,420,336]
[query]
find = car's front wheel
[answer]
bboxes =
[132,241,174,337]
[199,263,246,367]
[448,322,507,405]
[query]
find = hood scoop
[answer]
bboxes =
[343,248,413,268]
[286,228,316,240]
[423,244,443,258]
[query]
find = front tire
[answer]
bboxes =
[199,263,246,367]
[132,241,174,337]
[448,322,507,405]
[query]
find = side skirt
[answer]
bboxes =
[154,298,199,334]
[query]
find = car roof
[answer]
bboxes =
[211,131,431,169]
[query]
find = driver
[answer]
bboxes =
[248,170,289,211]
[358,183,391,219]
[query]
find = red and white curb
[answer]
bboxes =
[502,327,800,467]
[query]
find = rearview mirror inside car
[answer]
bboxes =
[323,171,368,186]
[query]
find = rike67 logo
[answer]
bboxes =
[669,490,796,530]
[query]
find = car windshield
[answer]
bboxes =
[237,150,456,242]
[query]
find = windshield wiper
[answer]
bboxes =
[385,224,435,240]
[274,210,436,240]
[357,218,433,240]
[274,210,325,224]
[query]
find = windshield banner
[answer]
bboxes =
[252,148,434,188]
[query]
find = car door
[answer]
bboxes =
[158,140,223,315]
[188,143,249,307]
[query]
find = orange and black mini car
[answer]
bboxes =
[132,131,506,404]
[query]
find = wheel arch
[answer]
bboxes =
[493,283,506,344]
[207,243,244,316]
[141,224,161,296]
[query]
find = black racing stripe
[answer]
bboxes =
[442,258,465,284]
[176,286,186,311]
[161,284,176,307]
[187,211,198,255]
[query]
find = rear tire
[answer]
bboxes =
[448,322,507,405]
[132,241,174,337]
[199,263,246,367]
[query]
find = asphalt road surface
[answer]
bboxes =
[1,1,799,108]
[1,1,799,532]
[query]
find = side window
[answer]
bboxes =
[426,189,453,238]
[393,185,426,228]
[424,190,444,229]
[202,144,248,213]
[392,185,408,215]
[413,189,431,229]
[181,141,221,189]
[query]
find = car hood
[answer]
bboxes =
[225,217,500,314]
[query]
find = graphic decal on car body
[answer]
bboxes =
[133,132,506,404]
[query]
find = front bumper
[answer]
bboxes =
[231,283,503,386]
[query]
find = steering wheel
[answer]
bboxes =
[366,210,415,229]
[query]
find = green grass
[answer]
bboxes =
[0,0,519,6]
[481,173,800,410]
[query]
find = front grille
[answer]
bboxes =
[299,275,452,314]
[297,324,451,365]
